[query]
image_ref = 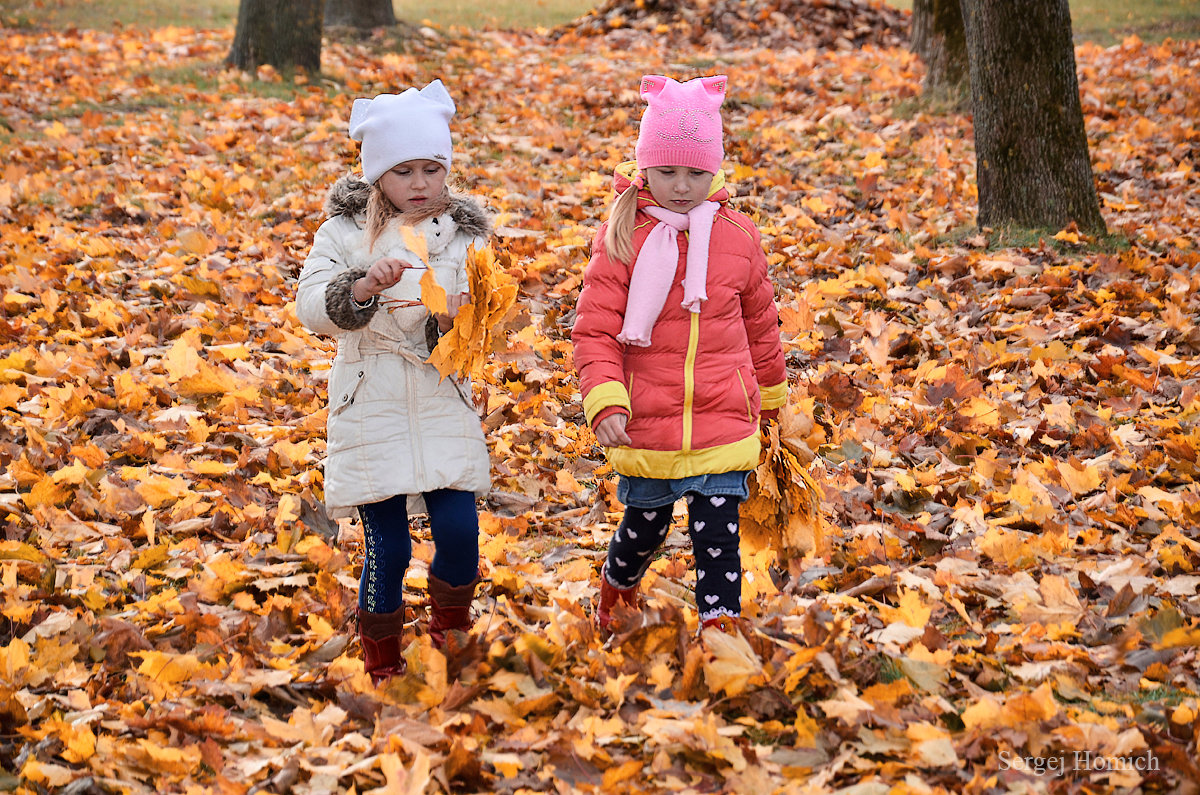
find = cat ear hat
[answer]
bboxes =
[349,80,456,184]
[635,74,726,174]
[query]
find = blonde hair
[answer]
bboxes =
[603,184,641,265]
[366,184,454,251]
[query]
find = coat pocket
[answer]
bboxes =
[329,363,368,419]
[736,369,753,422]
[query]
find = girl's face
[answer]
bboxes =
[644,166,714,213]
[378,159,447,213]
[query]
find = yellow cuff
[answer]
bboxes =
[760,381,787,410]
[583,381,631,426]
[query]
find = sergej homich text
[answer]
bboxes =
[998,749,1160,776]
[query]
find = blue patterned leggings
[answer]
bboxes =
[604,493,742,621]
[357,489,479,613]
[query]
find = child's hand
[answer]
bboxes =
[436,291,471,332]
[353,257,414,302]
[760,408,779,432]
[595,413,631,447]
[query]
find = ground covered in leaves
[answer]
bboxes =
[554,0,908,50]
[1,13,1199,795]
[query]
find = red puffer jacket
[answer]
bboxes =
[572,163,787,479]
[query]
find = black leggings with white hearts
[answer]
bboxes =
[603,493,742,622]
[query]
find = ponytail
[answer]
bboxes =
[603,184,640,266]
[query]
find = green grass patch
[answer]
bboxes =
[41,64,321,117]
[1070,0,1200,44]
[931,222,1133,255]
[982,225,1132,255]
[396,0,594,29]
[0,0,239,29]
[0,0,596,31]
[878,656,905,684]
[884,0,1199,44]
[153,65,331,102]
[1124,685,1189,706]
[890,90,970,120]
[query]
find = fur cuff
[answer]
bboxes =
[325,268,377,330]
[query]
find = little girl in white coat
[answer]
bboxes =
[296,80,491,681]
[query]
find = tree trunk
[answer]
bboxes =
[911,0,968,98]
[960,0,1106,233]
[324,0,396,28]
[227,0,323,74]
[911,0,934,60]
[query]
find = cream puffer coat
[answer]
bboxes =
[296,176,492,518]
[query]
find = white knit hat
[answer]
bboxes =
[348,80,456,184]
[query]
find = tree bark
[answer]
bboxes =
[911,0,934,60]
[324,0,396,28]
[911,0,968,97]
[960,0,1106,233]
[227,0,323,74]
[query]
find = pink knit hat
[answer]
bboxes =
[635,75,727,174]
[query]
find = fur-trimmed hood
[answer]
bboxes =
[322,174,492,239]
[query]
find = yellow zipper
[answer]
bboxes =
[682,313,699,451]
[736,369,752,422]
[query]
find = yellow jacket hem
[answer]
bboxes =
[607,433,762,479]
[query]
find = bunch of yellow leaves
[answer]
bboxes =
[425,244,519,381]
[396,228,518,380]
[742,399,827,562]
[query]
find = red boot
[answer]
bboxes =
[358,606,407,683]
[596,568,639,633]
[700,614,741,634]
[427,573,480,648]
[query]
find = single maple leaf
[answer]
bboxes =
[420,268,448,315]
[401,226,430,266]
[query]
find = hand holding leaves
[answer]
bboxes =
[353,257,420,302]
[426,245,520,381]
[438,291,471,332]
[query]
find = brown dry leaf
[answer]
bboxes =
[700,626,764,696]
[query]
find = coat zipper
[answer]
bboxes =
[682,313,699,451]
[407,364,424,487]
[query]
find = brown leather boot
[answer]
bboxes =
[358,606,407,683]
[427,573,480,648]
[596,567,639,633]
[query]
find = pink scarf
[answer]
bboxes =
[617,201,718,347]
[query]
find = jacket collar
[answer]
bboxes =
[322,174,492,239]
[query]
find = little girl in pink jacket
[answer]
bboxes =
[572,75,787,635]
